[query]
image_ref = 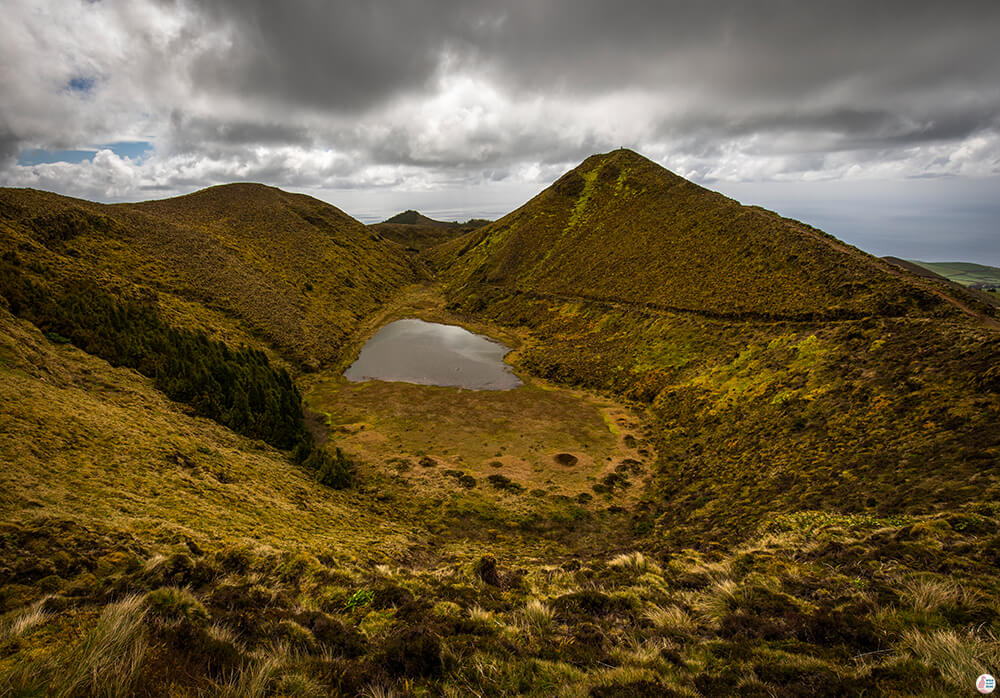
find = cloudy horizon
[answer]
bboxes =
[2,1,998,263]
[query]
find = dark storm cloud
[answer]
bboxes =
[156,0,1000,169]
[181,1,447,112]
[167,112,314,153]
[177,1,1000,102]
[0,127,19,163]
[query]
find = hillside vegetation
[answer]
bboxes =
[0,184,417,369]
[2,153,1000,695]
[442,150,958,321]
[439,150,1000,543]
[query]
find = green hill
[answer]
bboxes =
[0,184,418,369]
[910,260,1000,287]
[442,149,960,320]
[372,211,490,252]
[441,149,1000,542]
[381,209,456,227]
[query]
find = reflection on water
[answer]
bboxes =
[343,318,522,390]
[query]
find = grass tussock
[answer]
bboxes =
[1,594,149,698]
[901,627,1000,692]
[521,599,556,637]
[0,599,50,642]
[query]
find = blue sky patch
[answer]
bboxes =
[17,141,153,166]
[66,76,96,93]
[103,141,153,160]
[17,148,96,166]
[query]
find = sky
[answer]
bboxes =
[1,1,998,264]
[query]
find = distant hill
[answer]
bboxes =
[909,260,1000,288]
[0,183,417,369]
[883,256,999,309]
[381,209,456,227]
[371,210,491,252]
[441,149,962,321]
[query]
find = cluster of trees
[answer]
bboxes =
[2,257,356,487]
[1,261,303,449]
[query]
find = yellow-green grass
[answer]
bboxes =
[439,149,957,321]
[306,377,652,504]
[0,308,414,557]
[0,183,418,370]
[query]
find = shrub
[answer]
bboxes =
[486,474,524,493]
[145,587,208,626]
[305,447,355,489]
[0,268,306,449]
[379,627,443,678]
[473,555,502,587]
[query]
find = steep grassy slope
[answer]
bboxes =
[443,149,955,320]
[0,184,417,369]
[440,149,1000,544]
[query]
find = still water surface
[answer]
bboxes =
[344,318,522,390]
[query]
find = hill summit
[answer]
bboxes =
[0,183,417,369]
[443,149,950,320]
[381,209,455,227]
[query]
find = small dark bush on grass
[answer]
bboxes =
[473,555,503,587]
[304,447,355,489]
[486,474,524,493]
[371,581,414,610]
[590,680,682,697]
[693,666,744,698]
[443,470,477,489]
[552,590,633,622]
[294,611,366,657]
[215,545,253,574]
[559,622,609,666]
[754,663,862,697]
[379,627,443,678]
